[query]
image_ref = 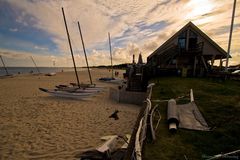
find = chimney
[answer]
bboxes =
[138,53,143,64]
[132,54,135,64]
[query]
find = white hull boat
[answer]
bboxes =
[39,88,95,99]
[55,86,101,93]
[69,83,104,89]
[45,72,56,76]
[56,84,103,92]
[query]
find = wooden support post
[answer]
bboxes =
[201,56,208,72]
[211,55,216,70]
[186,29,189,51]
[176,58,178,69]
[190,89,194,102]
[193,56,197,76]
[220,57,223,69]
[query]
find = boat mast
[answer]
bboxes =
[225,0,237,71]
[77,22,93,85]
[108,32,114,79]
[0,55,9,75]
[30,56,40,73]
[61,7,80,87]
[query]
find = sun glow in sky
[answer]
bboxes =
[187,0,215,18]
[0,0,239,67]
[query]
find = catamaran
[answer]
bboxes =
[0,55,13,78]
[39,7,101,99]
[98,32,125,84]
[39,88,95,99]
[55,84,102,92]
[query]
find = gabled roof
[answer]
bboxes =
[148,21,228,60]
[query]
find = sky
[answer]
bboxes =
[0,0,239,67]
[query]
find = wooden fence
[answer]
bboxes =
[124,83,154,160]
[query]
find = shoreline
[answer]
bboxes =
[0,67,125,77]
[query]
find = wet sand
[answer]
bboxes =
[0,69,140,159]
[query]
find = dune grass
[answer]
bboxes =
[143,77,240,160]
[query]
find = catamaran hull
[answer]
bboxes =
[98,78,124,84]
[55,86,102,92]
[56,88,100,93]
[69,83,104,89]
[39,88,95,99]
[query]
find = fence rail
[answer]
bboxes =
[124,83,154,160]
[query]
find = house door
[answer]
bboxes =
[188,30,198,49]
[189,38,198,49]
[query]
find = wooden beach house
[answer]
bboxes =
[147,22,228,77]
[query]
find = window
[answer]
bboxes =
[178,31,187,49]
[178,39,186,49]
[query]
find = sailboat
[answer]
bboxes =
[30,56,42,75]
[0,55,13,78]
[39,88,95,99]
[45,60,57,76]
[98,32,125,84]
[39,7,100,99]
[55,83,102,92]
[55,21,104,91]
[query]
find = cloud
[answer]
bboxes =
[142,41,158,52]
[9,28,18,32]
[0,0,239,66]
[34,45,48,51]
[230,52,240,65]
[0,49,71,67]
[0,48,117,67]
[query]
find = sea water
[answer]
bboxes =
[0,67,86,76]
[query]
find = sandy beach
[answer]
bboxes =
[0,69,140,160]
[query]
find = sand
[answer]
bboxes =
[0,69,140,160]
